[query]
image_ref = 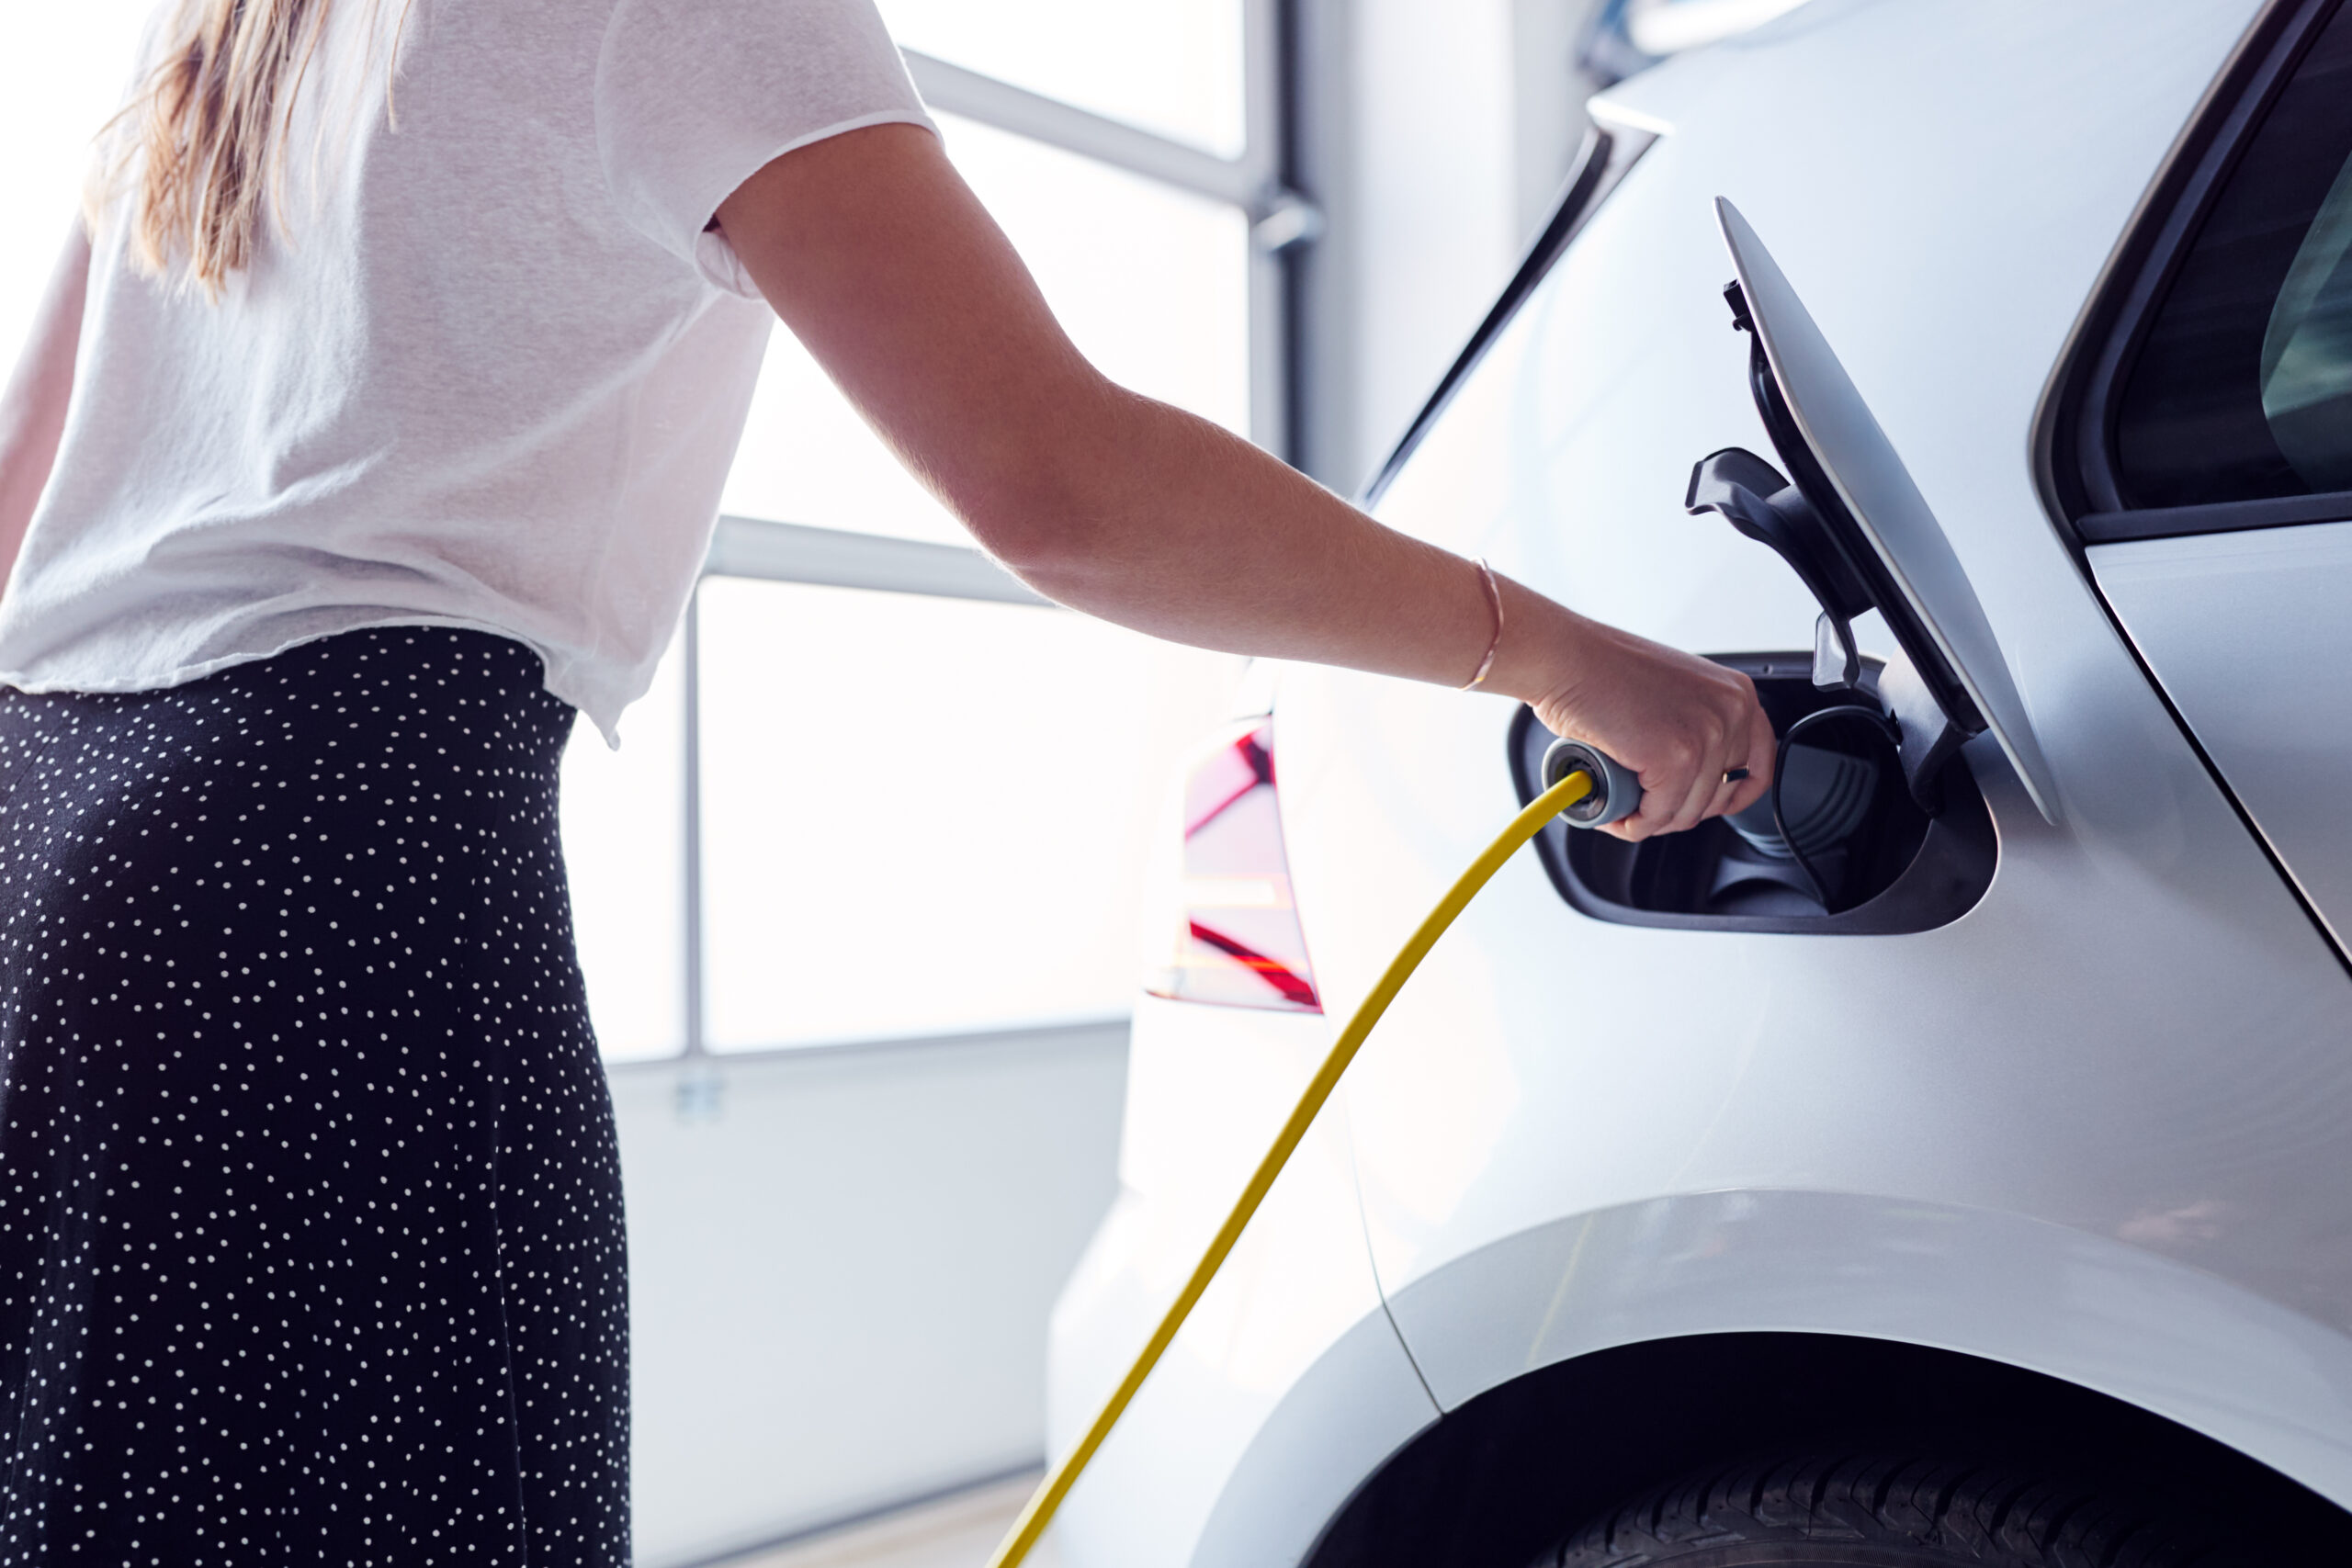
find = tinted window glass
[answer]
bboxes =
[2115,3,2352,508]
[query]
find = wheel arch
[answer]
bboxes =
[1298,1329,2352,1568]
[1273,1187,2352,1566]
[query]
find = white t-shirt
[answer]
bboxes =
[0,0,934,744]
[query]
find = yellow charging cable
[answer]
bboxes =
[985,765,1598,1568]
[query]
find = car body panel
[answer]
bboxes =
[1044,997,1439,1568]
[1318,0,2351,1312]
[1047,1,2352,1562]
[1382,1188,2352,1507]
[1184,1310,1440,1568]
[1317,0,2352,1490]
[2091,521,2352,959]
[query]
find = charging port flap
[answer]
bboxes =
[1699,198,2060,825]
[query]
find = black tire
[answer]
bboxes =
[1536,1455,2243,1568]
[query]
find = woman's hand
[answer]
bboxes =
[1496,586,1775,840]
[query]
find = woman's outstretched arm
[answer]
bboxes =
[715,124,1771,840]
[0,223,91,590]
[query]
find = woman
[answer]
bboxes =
[0,0,1772,1560]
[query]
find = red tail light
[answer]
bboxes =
[1144,719,1322,1012]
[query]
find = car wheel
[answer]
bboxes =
[1536,1456,2235,1568]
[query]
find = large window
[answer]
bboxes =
[563,4,1303,1062]
[717,113,1253,547]
[694,579,1227,1051]
[880,0,1248,156]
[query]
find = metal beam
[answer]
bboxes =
[1244,0,1293,459]
[903,48,1306,222]
[1283,0,1364,491]
[608,1017,1130,1074]
[680,588,707,1060]
[703,515,1053,607]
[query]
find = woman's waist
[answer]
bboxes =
[0,541,676,744]
[0,624,579,795]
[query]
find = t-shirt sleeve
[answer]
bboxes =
[594,0,937,298]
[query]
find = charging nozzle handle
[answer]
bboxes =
[1541,739,1642,828]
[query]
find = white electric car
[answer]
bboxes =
[1045,0,2352,1562]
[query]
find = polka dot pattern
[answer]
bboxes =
[0,628,628,1564]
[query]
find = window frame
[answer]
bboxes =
[904,6,1310,461]
[1358,114,1656,509]
[2038,0,2352,547]
[629,8,1309,1066]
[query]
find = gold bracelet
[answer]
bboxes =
[1461,558,1504,690]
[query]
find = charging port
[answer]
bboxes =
[1508,657,1996,934]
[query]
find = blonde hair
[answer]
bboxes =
[92,0,409,297]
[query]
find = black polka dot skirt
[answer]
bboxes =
[0,628,628,1565]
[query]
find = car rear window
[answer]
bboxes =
[2113,0,2352,509]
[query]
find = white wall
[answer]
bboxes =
[1292,0,1603,493]
[1350,0,1523,486]
[615,1025,1128,1567]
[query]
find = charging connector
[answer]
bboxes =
[1542,739,1642,828]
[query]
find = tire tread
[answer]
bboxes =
[1537,1455,2232,1568]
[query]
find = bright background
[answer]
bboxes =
[0,4,153,374]
[878,0,1247,155]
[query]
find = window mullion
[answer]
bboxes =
[903,48,1279,213]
